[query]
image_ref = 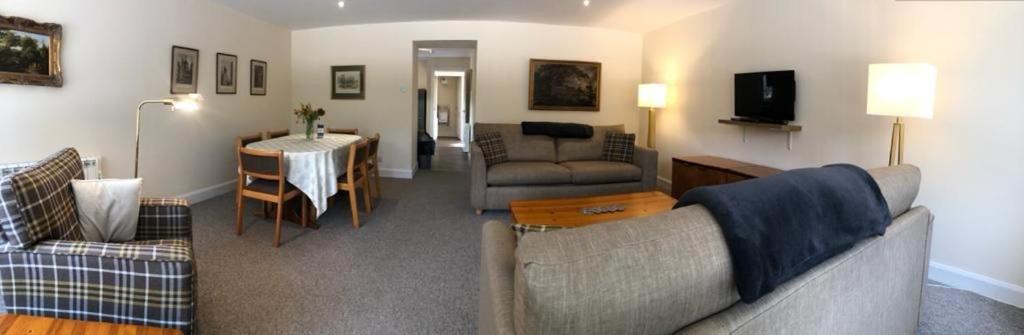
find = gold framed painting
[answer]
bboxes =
[0,15,62,87]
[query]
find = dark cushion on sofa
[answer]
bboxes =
[559,161,642,185]
[556,125,625,162]
[487,162,571,186]
[475,123,557,162]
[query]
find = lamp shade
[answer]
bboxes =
[172,94,203,112]
[866,63,936,119]
[638,83,667,108]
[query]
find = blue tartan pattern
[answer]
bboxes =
[0,149,197,334]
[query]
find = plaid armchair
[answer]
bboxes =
[0,148,196,334]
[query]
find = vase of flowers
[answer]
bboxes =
[294,103,326,140]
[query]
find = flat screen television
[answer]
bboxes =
[734,70,795,123]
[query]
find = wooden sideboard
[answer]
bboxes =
[671,156,784,198]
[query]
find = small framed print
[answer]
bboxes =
[170,46,199,94]
[331,65,365,100]
[216,53,237,94]
[250,59,267,96]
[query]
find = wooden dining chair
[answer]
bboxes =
[337,141,373,229]
[236,147,308,247]
[366,133,382,198]
[327,128,359,135]
[264,129,290,140]
[236,133,272,217]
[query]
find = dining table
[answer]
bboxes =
[246,133,364,218]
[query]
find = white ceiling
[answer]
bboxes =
[209,0,728,33]
[418,48,475,59]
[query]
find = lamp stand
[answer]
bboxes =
[647,107,657,148]
[888,117,905,166]
[135,99,174,178]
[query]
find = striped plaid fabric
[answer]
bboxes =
[136,198,192,241]
[0,176,19,245]
[0,239,196,333]
[510,223,565,239]
[7,148,84,248]
[474,131,509,166]
[601,132,636,163]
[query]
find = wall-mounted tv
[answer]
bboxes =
[734,70,796,123]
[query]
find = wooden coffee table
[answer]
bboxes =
[0,314,182,335]
[509,191,677,228]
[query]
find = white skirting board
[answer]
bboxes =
[380,168,414,179]
[657,176,672,194]
[175,179,236,205]
[929,261,1024,308]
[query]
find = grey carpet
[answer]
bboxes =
[919,282,1024,334]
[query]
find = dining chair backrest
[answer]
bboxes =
[265,129,289,140]
[328,128,359,135]
[236,133,263,151]
[345,141,369,181]
[238,147,284,181]
[367,134,380,160]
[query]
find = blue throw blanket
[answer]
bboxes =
[676,164,892,303]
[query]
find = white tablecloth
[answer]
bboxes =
[247,133,363,217]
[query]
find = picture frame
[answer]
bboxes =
[331,65,365,100]
[250,59,267,96]
[528,59,602,111]
[216,53,237,94]
[0,15,63,87]
[170,46,199,94]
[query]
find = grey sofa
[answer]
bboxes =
[480,165,932,335]
[470,123,658,213]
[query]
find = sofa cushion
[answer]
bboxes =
[474,131,510,166]
[556,125,625,162]
[475,123,557,162]
[5,148,85,248]
[487,162,571,186]
[560,161,642,185]
[601,132,636,163]
[0,177,20,246]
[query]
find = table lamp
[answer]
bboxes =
[135,94,202,177]
[638,83,667,148]
[866,63,936,166]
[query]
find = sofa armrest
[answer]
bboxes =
[0,239,196,333]
[634,146,659,191]
[471,143,488,211]
[136,197,192,241]
[479,221,517,335]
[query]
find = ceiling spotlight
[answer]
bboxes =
[583,0,590,7]
[337,1,345,8]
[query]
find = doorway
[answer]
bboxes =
[412,41,477,173]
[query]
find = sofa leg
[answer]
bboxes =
[475,209,484,215]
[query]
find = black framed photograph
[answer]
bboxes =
[250,59,267,96]
[331,65,365,99]
[216,53,237,94]
[528,59,601,111]
[170,46,199,94]
[0,15,63,87]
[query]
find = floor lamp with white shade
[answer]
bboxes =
[638,83,667,149]
[866,63,936,166]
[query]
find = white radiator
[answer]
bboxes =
[0,156,102,180]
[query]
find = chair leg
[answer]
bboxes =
[274,201,283,248]
[235,193,246,235]
[373,170,382,198]
[362,179,373,214]
[348,189,360,229]
[301,196,309,228]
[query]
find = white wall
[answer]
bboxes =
[436,76,462,138]
[643,0,1024,303]
[292,21,643,177]
[0,0,292,198]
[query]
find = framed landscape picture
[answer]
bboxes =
[250,59,267,96]
[528,59,601,111]
[216,53,237,94]
[331,65,365,99]
[170,46,199,94]
[0,15,62,87]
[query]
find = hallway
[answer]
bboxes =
[429,137,469,172]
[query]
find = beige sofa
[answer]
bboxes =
[480,165,932,334]
[470,123,658,213]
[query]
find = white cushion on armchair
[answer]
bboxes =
[71,178,142,242]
